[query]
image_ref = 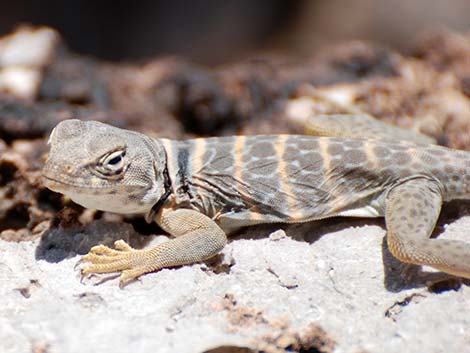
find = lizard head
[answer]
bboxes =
[42,119,168,215]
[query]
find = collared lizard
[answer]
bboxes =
[42,118,470,286]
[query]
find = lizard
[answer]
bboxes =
[41,118,470,287]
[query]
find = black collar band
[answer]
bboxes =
[145,161,171,223]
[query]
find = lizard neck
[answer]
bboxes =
[145,153,172,222]
[141,137,173,223]
[158,138,193,208]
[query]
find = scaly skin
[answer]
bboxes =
[42,118,470,286]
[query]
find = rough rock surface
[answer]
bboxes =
[1,217,470,353]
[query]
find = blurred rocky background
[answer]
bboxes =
[0,0,468,64]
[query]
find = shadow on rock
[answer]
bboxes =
[382,236,468,293]
[36,219,153,263]
[234,217,382,244]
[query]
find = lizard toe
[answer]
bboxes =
[113,239,134,251]
[89,244,122,256]
[81,261,131,276]
[81,252,120,264]
[118,268,147,288]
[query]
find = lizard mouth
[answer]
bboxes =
[42,173,139,193]
[42,173,98,192]
[42,174,102,192]
[41,174,72,192]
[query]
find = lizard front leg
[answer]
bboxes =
[81,209,227,287]
[385,177,470,278]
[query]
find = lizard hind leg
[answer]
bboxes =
[385,178,470,279]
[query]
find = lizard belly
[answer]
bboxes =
[217,202,383,233]
[336,204,383,217]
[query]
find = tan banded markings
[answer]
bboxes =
[318,137,332,181]
[318,137,336,211]
[276,135,299,220]
[160,139,175,171]
[192,138,207,174]
[233,136,245,187]
[236,136,262,220]
[364,139,379,170]
[189,138,207,207]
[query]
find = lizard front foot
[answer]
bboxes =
[78,209,227,287]
[80,240,154,287]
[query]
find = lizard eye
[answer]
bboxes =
[107,153,123,166]
[97,150,127,176]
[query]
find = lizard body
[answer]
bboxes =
[42,119,470,286]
